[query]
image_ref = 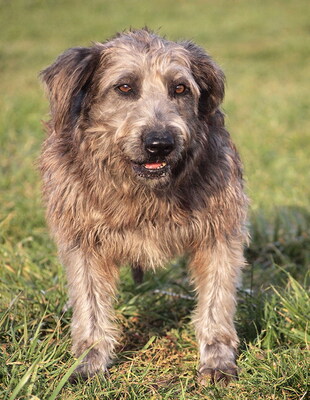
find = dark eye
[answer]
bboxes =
[174,84,187,95]
[117,84,133,94]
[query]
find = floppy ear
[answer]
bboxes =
[40,46,100,132]
[182,41,225,118]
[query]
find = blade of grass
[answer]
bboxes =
[47,345,93,400]
[8,359,40,400]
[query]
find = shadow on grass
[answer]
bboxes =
[239,205,309,346]
[117,263,195,354]
[243,205,309,294]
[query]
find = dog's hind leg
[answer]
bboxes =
[189,236,245,385]
[60,246,119,380]
[131,264,144,284]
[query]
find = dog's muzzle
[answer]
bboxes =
[132,131,175,179]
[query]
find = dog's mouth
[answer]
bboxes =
[132,161,170,179]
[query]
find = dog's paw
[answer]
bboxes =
[68,347,110,384]
[68,365,109,384]
[68,367,92,384]
[197,364,238,386]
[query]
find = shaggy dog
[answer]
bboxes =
[40,28,248,385]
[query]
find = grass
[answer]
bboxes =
[0,0,309,398]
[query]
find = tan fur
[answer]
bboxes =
[40,28,248,384]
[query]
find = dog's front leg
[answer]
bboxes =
[189,237,245,385]
[60,246,119,380]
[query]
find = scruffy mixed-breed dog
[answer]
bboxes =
[40,28,248,385]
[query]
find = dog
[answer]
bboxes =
[40,28,248,385]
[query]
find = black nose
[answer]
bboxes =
[144,132,175,157]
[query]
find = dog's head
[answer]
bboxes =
[41,29,225,188]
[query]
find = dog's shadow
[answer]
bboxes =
[116,262,195,354]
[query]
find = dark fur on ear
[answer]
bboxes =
[40,47,101,132]
[182,41,225,118]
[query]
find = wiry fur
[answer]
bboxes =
[40,28,248,384]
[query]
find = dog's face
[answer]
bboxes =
[41,29,225,188]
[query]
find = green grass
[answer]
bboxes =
[0,0,309,399]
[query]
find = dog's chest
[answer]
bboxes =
[114,207,208,269]
[120,219,190,269]
[94,191,209,268]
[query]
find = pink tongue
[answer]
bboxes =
[144,163,163,170]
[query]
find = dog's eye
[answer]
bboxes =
[174,84,187,95]
[117,84,133,94]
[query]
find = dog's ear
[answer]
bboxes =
[40,46,100,132]
[182,41,225,118]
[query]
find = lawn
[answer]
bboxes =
[0,0,309,399]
